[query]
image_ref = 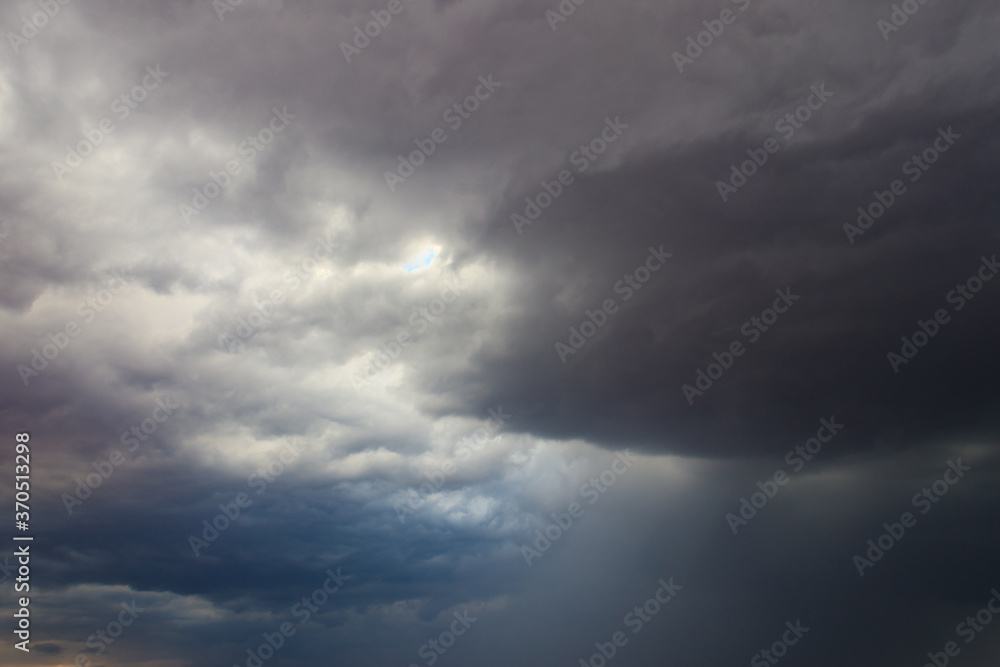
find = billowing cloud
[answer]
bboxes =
[0,0,998,665]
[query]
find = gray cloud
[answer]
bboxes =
[0,0,997,664]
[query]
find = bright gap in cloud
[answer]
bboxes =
[403,245,439,272]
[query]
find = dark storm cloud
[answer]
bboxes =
[429,5,1000,460]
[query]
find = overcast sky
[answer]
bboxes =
[1,0,999,665]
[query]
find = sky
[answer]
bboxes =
[1,0,999,665]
